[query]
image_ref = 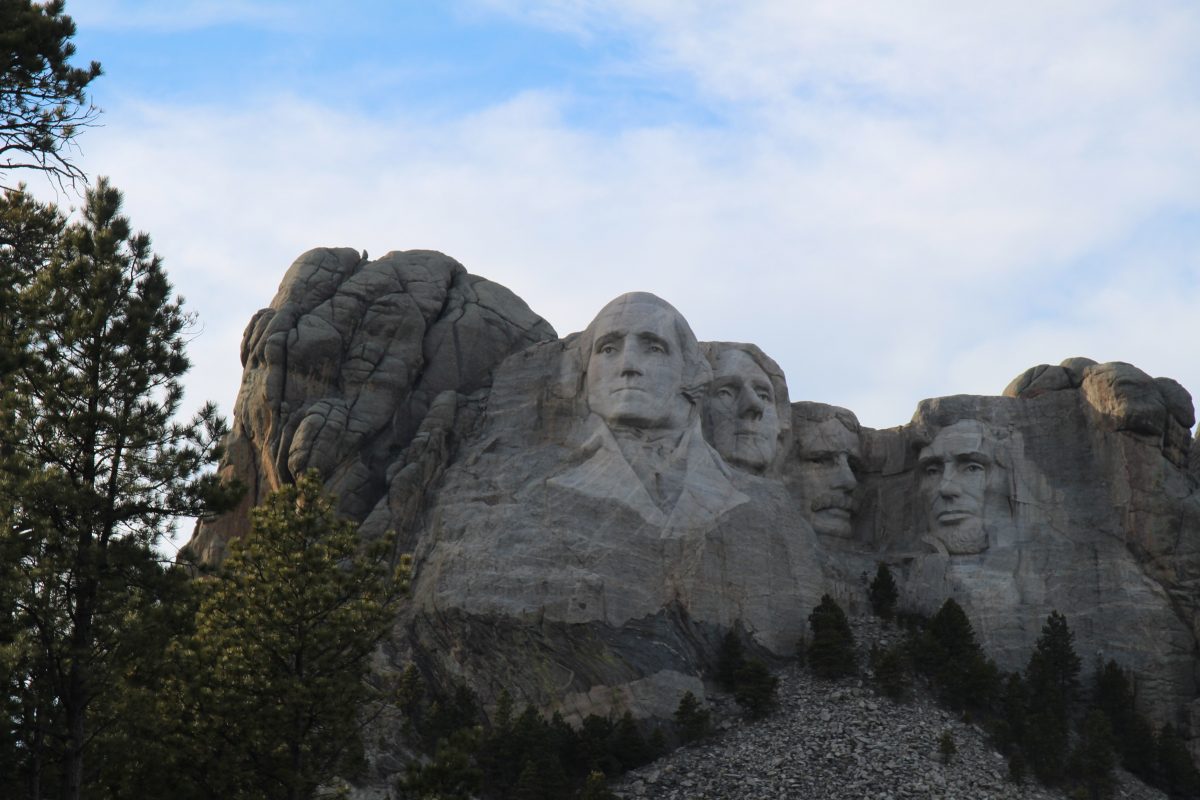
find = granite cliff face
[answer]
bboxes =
[191,254,1200,779]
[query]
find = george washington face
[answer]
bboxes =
[585,296,691,432]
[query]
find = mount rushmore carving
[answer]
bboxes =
[189,247,1200,777]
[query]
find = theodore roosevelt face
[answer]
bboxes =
[794,418,861,538]
[585,297,690,432]
[704,348,780,472]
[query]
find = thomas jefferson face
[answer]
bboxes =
[585,297,690,431]
[795,418,861,538]
[918,421,991,555]
[703,348,780,472]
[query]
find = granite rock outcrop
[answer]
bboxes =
[191,254,1200,784]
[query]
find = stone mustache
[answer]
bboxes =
[188,249,1200,779]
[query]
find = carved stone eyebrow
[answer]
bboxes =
[954,451,992,466]
[918,453,943,470]
[637,331,671,352]
[593,330,626,353]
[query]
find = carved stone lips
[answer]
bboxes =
[937,509,975,523]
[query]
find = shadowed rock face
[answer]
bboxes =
[189,254,1200,784]
[186,247,556,563]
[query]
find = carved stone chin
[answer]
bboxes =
[928,522,988,556]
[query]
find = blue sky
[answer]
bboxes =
[38,0,1200,434]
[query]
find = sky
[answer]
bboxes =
[30,0,1200,433]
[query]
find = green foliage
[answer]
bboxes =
[0,179,236,799]
[1155,724,1200,799]
[0,0,102,189]
[716,629,744,690]
[990,671,1028,756]
[938,730,957,764]
[422,682,483,750]
[579,771,616,800]
[0,186,64,364]
[733,659,779,718]
[807,595,857,680]
[1023,611,1081,786]
[1007,751,1026,784]
[170,471,409,800]
[869,643,911,701]
[1091,659,1156,779]
[915,598,998,711]
[869,563,899,620]
[610,711,651,771]
[411,690,665,800]
[647,727,666,759]
[674,691,711,744]
[399,727,483,800]
[1069,709,1117,800]
[396,663,424,719]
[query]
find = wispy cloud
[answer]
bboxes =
[49,2,1200,431]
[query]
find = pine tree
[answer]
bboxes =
[0,178,235,800]
[869,643,910,700]
[1092,659,1155,779]
[939,730,957,764]
[869,563,899,620]
[716,629,745,690]
[992,671,1028,756]
[0,0,102,189]
[611,711,650,771]
[170,471,409,800]
[1155,723,1200,799]
[398,727,482,800]
[807,595,857,679]
[674,691,711,744]
[733,659,779,718]
[920,598,997,711]
[579,770,617,800]
[578,714,618,776]
[1070,709,1117,800]
[1023,611,1081,785]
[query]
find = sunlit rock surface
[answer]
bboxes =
[191,254,1200,780]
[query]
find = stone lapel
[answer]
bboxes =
[548,415,749,532]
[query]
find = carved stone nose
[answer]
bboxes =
[832,456,857,490]
[739,386,764,418]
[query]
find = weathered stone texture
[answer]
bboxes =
[187,248,555,563]
[189,251,1200,783]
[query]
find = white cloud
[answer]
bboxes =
[45,1,1200,433]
